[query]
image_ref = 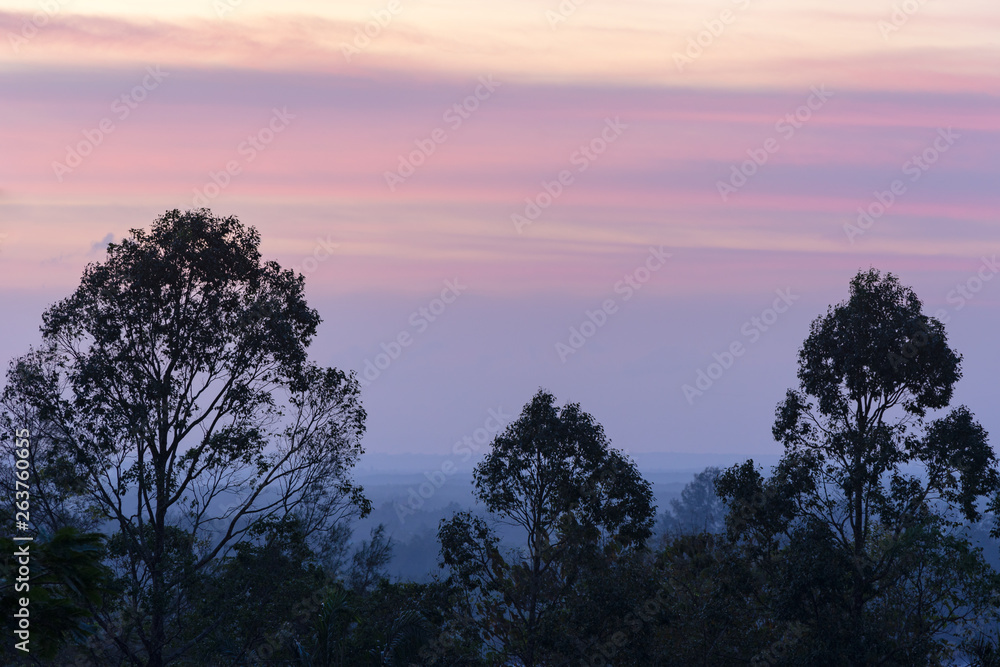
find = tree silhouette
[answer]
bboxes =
[719,268,1000,663]
[657,466,725,538]
[0,209,370,665]
[439,389,654,666]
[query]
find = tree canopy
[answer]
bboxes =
[718,268,1000,664]
[1,209,369,665]
[5,224,1000,667]
[439,389,655,666]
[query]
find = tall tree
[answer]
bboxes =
[657,466,725,539]
[438,389,655,666]
[719,268,1000,664]
[0,209,369,665]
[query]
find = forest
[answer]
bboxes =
[3,209,1000,666]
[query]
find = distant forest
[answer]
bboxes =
[4,210,1000,666]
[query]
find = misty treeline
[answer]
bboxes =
[3,210,1000,666]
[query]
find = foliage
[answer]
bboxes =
[657,466,725,539]
[439,388,655,666]
[717,269,1000,664]
[5,231,1000,667]
[0,527,112,662]
[0,209,369,665]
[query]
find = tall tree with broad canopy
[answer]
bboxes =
[717,268,1000,664]
[438,389,655,667]
[0,209,370,666]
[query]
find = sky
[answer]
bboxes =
[1,0,998,470]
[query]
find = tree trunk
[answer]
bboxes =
[149,423,168,667]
